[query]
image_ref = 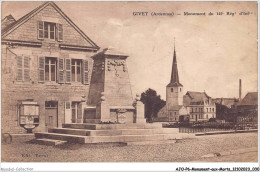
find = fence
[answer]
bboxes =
[164,120,257,133]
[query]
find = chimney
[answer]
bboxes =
[239,79,242,101]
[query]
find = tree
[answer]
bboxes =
[140,88,166,121]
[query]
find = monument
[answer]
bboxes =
[34,48,193,145]
[85,48,146,124]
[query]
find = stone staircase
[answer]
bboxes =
[34,123,195,146]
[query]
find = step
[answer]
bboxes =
[48,127,178,137]
[35,132,183,144]
[34,138,67,146]
[48,128,122,136]
[35,132,87,143]
[62,123,163,130]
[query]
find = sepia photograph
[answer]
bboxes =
[1,0,258,170]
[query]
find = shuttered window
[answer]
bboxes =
[65,59,71,83]
[17,56,30,81]
[38,21,44,39]
[58,58,64,83]
[17,56,23,81]
[57,24,63,41]
[38,21,63,41]
[38,57,45,82]
[83,60,89,84]
[24,56,30,81]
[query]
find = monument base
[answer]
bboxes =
[34,122,195,145]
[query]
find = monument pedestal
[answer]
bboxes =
[85,48,139,124]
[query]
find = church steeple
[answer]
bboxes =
[167,42,183,87]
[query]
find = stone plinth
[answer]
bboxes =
[135,94,147,124]
[86,48,135,123]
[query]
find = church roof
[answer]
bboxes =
[167,46,183,87]
[238,92,258,106]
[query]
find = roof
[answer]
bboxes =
[213,98,238,108]
[168,105,184,111]
[167,46,183,87]
[92,47,128,59]
[184,91,211,105]
[239,92,258,106]
[1,14,16,30]
[2,1,99,49]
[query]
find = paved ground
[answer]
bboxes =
[195,151,258,162]
[1,132,258,162]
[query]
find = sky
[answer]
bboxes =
[2,1,258,100]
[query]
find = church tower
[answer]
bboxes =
[166,45,183,109]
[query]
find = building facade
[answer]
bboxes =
[1,2,99,133]
[183,91,216,122]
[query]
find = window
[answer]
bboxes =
[71,59,81,82]
[45,57,57,81]
[212,108,214,112]
[38,21,63,41]
[44,22,55,39]
[206,114,208,119]
[180,88,181,92]
[206,108,208,112]
[171,88,173,92]
[38,57,89,84]
[174,112,177,115]
[17,56,30,81]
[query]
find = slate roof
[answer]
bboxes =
[167,46,183,87]
[183,91,211,106]
[2,1,99,49]
[168,105,184,111]
[238,92,258,106]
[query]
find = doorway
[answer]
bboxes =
[45,101,58,128]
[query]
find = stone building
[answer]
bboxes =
[157,46,216,122]
[1,2,99,133]
[183,91,216,122]
[213,98,238,122]
[236,92,258,124]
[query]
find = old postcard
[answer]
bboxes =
[1,1,258,171]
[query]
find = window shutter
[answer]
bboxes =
[57,24,63,41]
[38,21,44,39]
[38,56,45,82]
[83,60,89,84]
[58,58,64,83]
[17,56,23,81]
[65,59,71,83]
[24,56,30,81]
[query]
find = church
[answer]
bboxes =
[157,46,216,122]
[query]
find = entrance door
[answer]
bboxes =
[71,102,81,123]
[45,101,58,128]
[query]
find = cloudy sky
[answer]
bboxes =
[2,1,258,100]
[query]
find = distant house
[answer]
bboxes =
[213,98,239,122]
[184,91,216,122]
[236,92,258,124]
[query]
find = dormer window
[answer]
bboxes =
[38,21,63,41]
